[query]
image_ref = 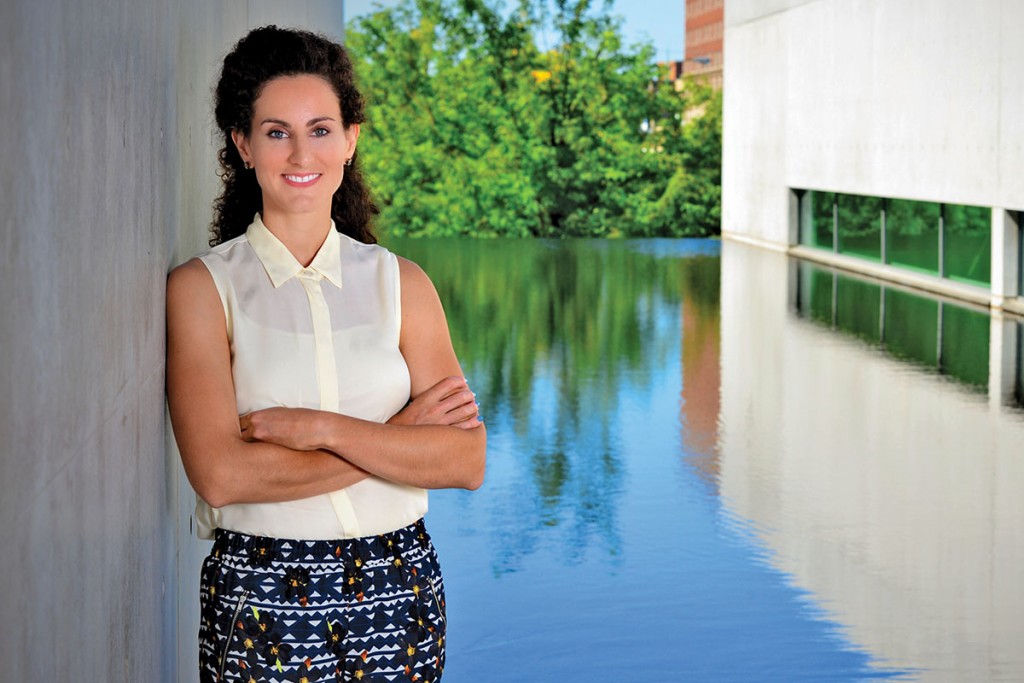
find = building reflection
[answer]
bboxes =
[679,256,722,492]
[794,260,1007,397]
[719,240,1024,681]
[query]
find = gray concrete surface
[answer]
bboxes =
[721,0,1024,250]
[0,2,343,680]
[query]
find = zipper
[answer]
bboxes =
[426,577,446,629]
[217,588,251,681]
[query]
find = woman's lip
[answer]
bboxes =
[282,173,322,187]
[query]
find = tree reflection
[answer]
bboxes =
[387,238,721,571]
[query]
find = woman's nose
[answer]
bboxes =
[288,137,312,166]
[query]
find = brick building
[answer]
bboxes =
[684,0,724,88]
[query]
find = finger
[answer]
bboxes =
[420,375,468,402]
[239,419,257,442]
[426,399,476,426]
[436,389,477,414]
[452,415,484,430]
[445,401,479,423]
[426,398,478,426]
[408,379,469,423]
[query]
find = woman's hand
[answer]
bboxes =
[388,376,481,430]
[239,407,326,451]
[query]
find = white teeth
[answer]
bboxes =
[284,173,319,183]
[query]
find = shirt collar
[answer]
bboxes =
[245,213,343,289]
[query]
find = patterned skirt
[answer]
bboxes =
[199,519,446,682]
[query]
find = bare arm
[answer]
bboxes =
[242,257,487,490]
[166,258,370,508]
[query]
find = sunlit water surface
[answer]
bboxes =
[385,237,1024,682]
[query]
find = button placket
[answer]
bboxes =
[297,271,361,535]
[297,272,338,412]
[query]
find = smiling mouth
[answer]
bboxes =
[283,173,322,185]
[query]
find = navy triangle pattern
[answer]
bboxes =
[199,519,446,682]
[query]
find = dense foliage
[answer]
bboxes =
[347,0,722,238]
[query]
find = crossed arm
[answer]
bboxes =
[166,256,486,509]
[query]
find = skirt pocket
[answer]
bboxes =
[426,575,446,631]
[216,588,251,681]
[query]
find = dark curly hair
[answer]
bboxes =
[210,25,378,246]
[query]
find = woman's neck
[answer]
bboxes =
[260,208,332,267]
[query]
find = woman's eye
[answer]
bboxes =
[312,127,330,137]
[268,129,288,139]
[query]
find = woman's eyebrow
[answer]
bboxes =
[259,116,338,127]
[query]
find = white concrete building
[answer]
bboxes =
[718,6,1024,676]
[721,0,1024,315]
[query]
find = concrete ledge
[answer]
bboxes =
[722,230,789,253]
[1001,297,1024,318]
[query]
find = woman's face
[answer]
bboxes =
[232,74,359,223]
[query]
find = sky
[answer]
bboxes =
[344,0,686,61]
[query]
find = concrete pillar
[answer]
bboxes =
[990,209,1020,306]
[989,315,1019,411]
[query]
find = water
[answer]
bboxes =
[384,236,1024,682]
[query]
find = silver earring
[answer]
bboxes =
[243,161,253,170]
[344,157,353,167]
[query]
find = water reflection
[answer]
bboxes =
[386,237,931,681]
[722,240,1024,681]
[388,238,720,571]
[795,261,993,391]
[680,255,722,491]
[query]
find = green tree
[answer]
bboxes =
[348,0,721,237]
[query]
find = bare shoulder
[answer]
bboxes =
[396,255,440,304]
[396,255,431,288]
[166,258,221,322]
[168,257,210,288]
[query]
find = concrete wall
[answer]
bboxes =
[0,2,343,680]
[722,0,1024,247]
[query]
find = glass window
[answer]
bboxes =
[796,260,834,325]
[836,193,882,261]
[835,275,881,343]
[939,303,990,390]
[795,190,1002,289]
[944,204,991,286]
[883,288,939,368]
[886,199,941,275]
[801,191,834,250]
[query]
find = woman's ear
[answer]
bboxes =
[231,129,253,167]
[346,123,360,159]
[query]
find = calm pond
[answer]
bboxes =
[385,237,1024,683]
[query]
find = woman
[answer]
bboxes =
[166,26,485,683]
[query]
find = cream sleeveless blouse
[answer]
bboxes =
[194,214,427,540]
